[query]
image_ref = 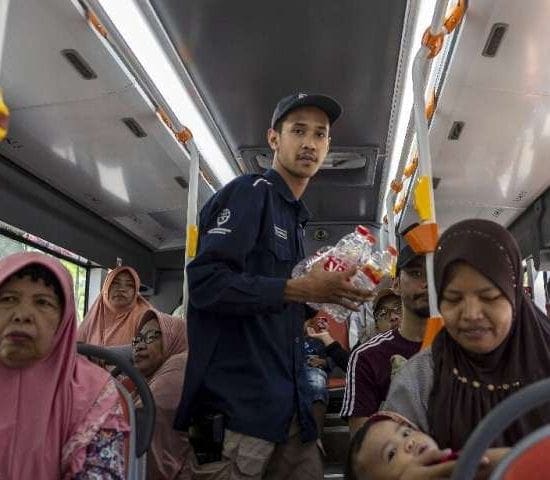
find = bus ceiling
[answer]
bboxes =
[1,0,550,264]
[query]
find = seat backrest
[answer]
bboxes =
[452,377,550,480]
[115,380,137,480]
[77,343,156,458]
[489,425,550,480]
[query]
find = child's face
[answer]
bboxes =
[355,420,439,479]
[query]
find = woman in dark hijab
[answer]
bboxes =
[384,219,550,450]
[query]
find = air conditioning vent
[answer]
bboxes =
[5,137,23,150]
[174,176,189,189]
[61,49,97,79]
[252,149,369,170]
[121,117,147,138]
[448,121,464,140]
[513,190,528,203]
[482,23,508,58]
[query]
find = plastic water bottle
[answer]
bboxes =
[322,225,374,271]
[316,226,376,321]
[291,245,333,279]
[381,245,399,278]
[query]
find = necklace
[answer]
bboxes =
[451,367,521,392]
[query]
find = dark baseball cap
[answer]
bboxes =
[271,93,342,128]
[396,244,423,273]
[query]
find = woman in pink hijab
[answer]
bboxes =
[132,309,190,480]
[0,252,130,479]
[78,265,152,346]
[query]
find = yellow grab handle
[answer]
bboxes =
[186,224,199,259]
[0,89,10,141]
[414,175,434,222]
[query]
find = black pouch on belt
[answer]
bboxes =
[189,412,225,465]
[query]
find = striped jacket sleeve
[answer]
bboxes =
[340,330,395,418]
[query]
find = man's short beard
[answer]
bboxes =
[412,304,430,319]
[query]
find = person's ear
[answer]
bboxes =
[267,128,279,152]
[393,275,401,295]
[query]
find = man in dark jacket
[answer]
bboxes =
[175,93,373,479]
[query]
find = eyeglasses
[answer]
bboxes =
[132,330,162,347]
[375,306,402,319]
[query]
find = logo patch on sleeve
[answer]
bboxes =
[207,208,232,234]
[217,208,231,226]
[274,225,288,240]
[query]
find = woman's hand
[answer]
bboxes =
[473,448,510,480]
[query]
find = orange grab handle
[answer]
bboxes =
[421,316,444,349]
[405,223,439,254]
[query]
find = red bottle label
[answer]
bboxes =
[324,256,349,272]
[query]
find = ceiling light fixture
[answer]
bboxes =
[97,0,237,185]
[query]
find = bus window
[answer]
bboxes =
[0,221,89,320]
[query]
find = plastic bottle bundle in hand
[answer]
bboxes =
[315,226,378,322]
[291,245,335,311]
[291,245,333,279]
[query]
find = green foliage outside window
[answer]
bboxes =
[0,233,88,321]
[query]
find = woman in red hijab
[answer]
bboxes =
[0,252,130,479]
[78,265,152,346]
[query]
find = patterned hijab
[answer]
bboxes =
[428,219,550,449]
[0,252,111,479]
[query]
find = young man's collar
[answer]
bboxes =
[264,169,299,203]
[263,169,310,223]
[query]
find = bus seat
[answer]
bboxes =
[324,312,350,351]
[327,377,346,389]
[452,378,550,479]
[489,425,550,479]
[77,343,156,480]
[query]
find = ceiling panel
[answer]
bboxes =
[1,0,132,108]
[0,0,215,251]
[1,89,187,213]
[419,0,550,232]
[150,0,407,222]
[431,88,550,210]
[462,0,550,96]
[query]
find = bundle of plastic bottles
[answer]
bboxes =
[292,226,397,323]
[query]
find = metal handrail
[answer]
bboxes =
[451,377,550,479]
[77,343,156,457]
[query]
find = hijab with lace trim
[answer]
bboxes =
[428,219,550,450]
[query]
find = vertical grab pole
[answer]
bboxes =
[412,49,439,318]
[181,139,200,318]
[0,0,11,142]
[409,0,449,347]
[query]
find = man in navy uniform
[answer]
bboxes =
[175,93,373,479]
